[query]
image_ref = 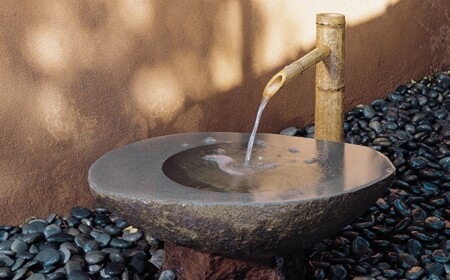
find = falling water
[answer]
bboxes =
[244,96,270,164]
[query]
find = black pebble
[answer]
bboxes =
[105,262,124,275]
[68,270,90,280]
[71,207,91,220]
[47,232,75,243]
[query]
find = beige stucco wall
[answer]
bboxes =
[1,0,449,224]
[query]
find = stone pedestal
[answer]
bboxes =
[163,242,304,280]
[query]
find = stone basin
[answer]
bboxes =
[88,132,395,259]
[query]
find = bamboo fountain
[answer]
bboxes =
[89,14,395,279]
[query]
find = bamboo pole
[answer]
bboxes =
[315,13,345,142]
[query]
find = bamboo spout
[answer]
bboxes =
[261,13,345,143]
[263,45,331,99]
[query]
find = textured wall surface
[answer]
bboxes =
[0,0,449,224]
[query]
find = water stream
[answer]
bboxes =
[164,75,290,190]
[161,82,338,193]
[244,96,270,165]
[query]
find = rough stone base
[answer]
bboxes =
[163,242,305,280]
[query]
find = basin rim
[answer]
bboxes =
[88,132,395,205]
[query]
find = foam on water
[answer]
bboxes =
[203,137,217,145]
[203,154,245,176]
[203,153,279,177]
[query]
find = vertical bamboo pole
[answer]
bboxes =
[315,14,345,142]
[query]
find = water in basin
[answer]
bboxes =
[163,141,332,194]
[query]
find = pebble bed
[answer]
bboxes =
[282,71,450,279]
[0,71,449,280]
[0,207,175,280]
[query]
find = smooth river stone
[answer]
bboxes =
[432,249,450,263]
[68,270,90,280]
[93,214,109,226]
[371,98,387,108]
[22,220,47,235]
[12,268,28,280]
[280,127,297,136]
[64,260,82,275]
[425,216,445,230]
[0,231,8,242]
[70,207,91,220]
[82,240,99,253]
[404,266,424,280]
[425,262,444,276]
[80,218,93,228]
[45,213,57,224]
[123,248,146,259]
[94,207,109,214]
[85,250,105,264]
[369,121,382,132]
[115,219,129,230]
[26,273,45,280]
[95,233,111,247]
[363,105,376,119]
[24,260,38,269]
[407,239,423,257]
[0,267,12,278]
[66,228,80,237]
[127,256,146,273]
[11,239,28,253]
[444,263,450,275]
[439,157,450,166]
[159,270,176,280]
[351,236,372,258]
[110,238,131,249]
[59,247,71,264]
[122,231,142,242]
[20,233,44,244]
[43,224,62,239]
[104,225,121,236]
[60,242,81,254]
[398,253,419,270]
[104,262,124,275]
[108,252,125,263]
[38,265,56,274]
[19,251,35,262]
[35,248,60,267]
[11,257,25,271]
[88,264,102,273]
[46,233,74,243]
[74,235,89,248]
[46,272,66,280]
[150,249,164,270]
[65,217,79,228]
[77,224,91,235]
[89,231,100,239]
[440,125,450,138]
[0,255,15,266]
